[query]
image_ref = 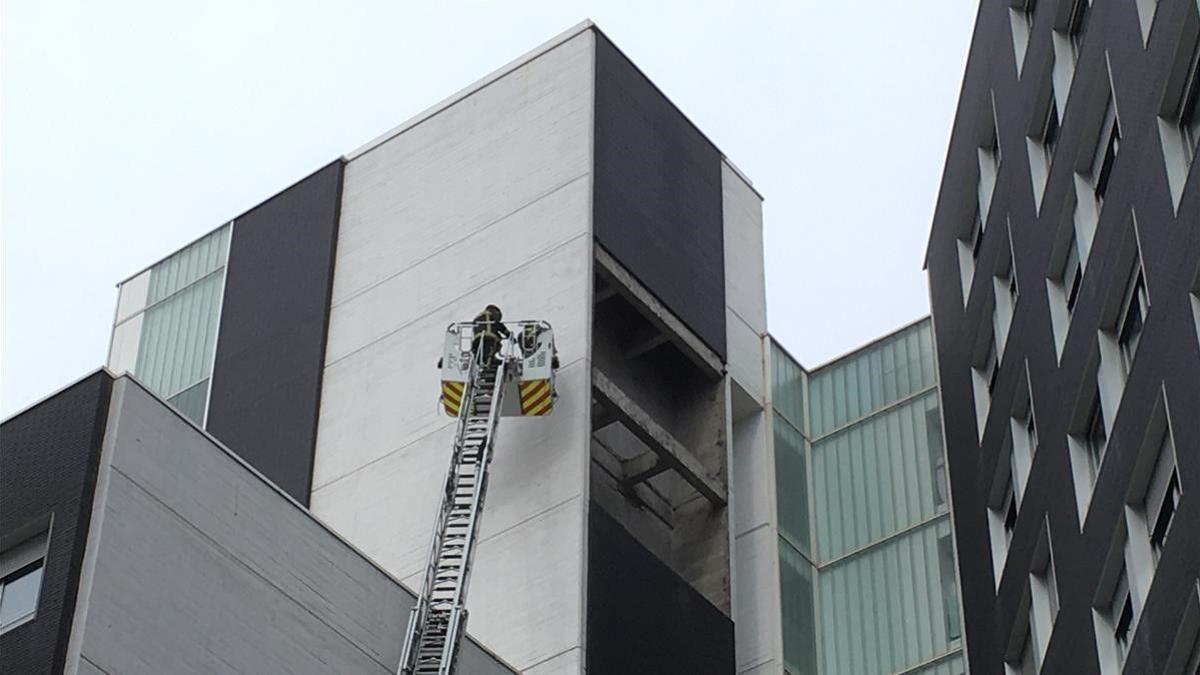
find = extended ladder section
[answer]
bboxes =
[399,353,505,675]
[399,320,558,675]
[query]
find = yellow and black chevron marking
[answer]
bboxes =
[442,380,465,417]
[519,379,553,416]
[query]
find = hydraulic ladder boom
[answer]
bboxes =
[399,352,504,675]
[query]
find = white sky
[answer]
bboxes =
[1,1,978,417]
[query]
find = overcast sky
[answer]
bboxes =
[1,1,978,417]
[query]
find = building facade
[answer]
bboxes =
[757,320,964,675]
[0,372,513,674]
[102,21,760,674]
[2,21,983,675]
[926,1,1200,674]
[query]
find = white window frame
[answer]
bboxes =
[1010,0,1039,77]
[0,523,50,636]
[994,220,1020,355]
[1067,348,1108,527]
[1093,521,1142,674]
[1030,518,1059,667]
[1156,5,1200,211]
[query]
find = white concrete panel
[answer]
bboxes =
[722,161,767,334]
[334,30,594,306]
[734,525,782,672]
[728,308,765,405]
[464,497,584,672]
[325,178,590,365]
[311,362,589,580]
[313,236,591,490]
[523,647,584,674]
[106,313,142,376]
[732,409,771,537]
[71,379,511,675]
[114,270,149,323]
[738,658,784,674]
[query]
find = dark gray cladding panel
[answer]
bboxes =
[593,32,726,359]
[927,2,1200,674]
[586,503,734,674]
[1,371,113,675]
[207,161,344,505]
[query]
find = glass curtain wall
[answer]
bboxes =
[772,320,964,675]
[107,225,231,424]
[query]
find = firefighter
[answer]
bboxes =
[471,304,510,366]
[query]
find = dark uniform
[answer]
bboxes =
[471,305,510,366]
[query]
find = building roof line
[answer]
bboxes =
[344,20,762,198]
[107,373,521,674]
[344,19,597,161]
[768,314,931,375]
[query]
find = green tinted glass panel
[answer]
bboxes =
[771,342,806,432]
[136,271,224,400]
[775,413,811,557]
[906,654,965,675]
[817,519,957,675]
[168,379,209,425]
[779,537,818,675]
[146,226,230,305]
[809,320,936,438]
[812,391,943,561]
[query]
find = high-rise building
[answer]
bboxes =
[925,1,1200,674]
[5,20,971,675]
[756,320,965,675]
[102,21,756,674]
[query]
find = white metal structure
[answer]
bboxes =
[399,321,557,675]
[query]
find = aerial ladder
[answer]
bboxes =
[398,318,558,675]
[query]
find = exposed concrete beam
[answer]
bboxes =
[591,368,726,507]
[624,332,670,359]
[593,283,620,303]
[590,438,673,527]
[621,451,669,485]
[591,402,618,431]
[594,245,724,377]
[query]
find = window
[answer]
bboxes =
[1136,0,1160,44]
[1046,211,1084,360]
[1094,522,1144,674]
[1041,93,1061,163]
[1063,236,1083,313]
[1011,0,1039,76]
[1145,434,1180,558]
[0,564,44,633]
[1068,0,1091,58]
[1010,365,1037,503]
[0,528,48,635]
[1108,567,1134,662]
[1182,43,1200,157]
[979,97,1002,225]
[1083,389,1107,477]
[958,210,985,306]
[994,222,1020,353]
[1027,73,1062,212]
[988,447,1020,584]
[1006,590,1038,675]
[1116,262,1148,374]
[1030,521,1059,666]
[1068,356,1108,525]
[1091,96,1122,206]
[972,316,1002,440]
[1124,389,1179,625]
[938,535,962,644]
[928,407,950,510]
[1158,9,1200,209]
